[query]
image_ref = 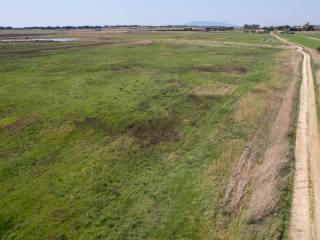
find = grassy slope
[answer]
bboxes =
[0,32,292,239]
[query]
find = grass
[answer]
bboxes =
[0,31,294,239]
[296,31,320,39]
[100,31,280,45]
[282,32,320,49]
[0,29,280,46]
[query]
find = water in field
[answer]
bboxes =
[0,38,79,42]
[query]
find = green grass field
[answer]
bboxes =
[282,32,320,49]
[0,31,296,239]
[90,31,279,45]
[296,31,320,39]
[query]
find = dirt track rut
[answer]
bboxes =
[274,34,320,240]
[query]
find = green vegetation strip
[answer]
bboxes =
[282,33,320,49]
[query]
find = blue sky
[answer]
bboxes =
[1,0,319,27]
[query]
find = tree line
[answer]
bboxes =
[244,23,318,32]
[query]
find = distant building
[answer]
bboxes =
[255,29,266,33]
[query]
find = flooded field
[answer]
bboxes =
[0,38,79,42]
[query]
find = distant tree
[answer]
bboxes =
[263,26,274,32]
[0,26,12,30]
[302,22,315,31]
[277,25,290,30]
[243,24,260,30]
[306,25,315,31]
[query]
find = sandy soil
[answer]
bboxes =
[274,34,320,240]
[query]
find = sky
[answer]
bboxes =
[1,0,319,27]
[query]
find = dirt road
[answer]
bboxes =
[273,34,320,239]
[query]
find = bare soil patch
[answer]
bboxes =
[128,117,180,146]
[193,65,248,74]
[75,117,114,135]
[0,40,151,58]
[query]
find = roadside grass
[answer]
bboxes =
[296,32,320,39]
[0,32,294,239]
[311,58,320,130]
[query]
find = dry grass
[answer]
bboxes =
[190,83,235,99]
[156,39,287,49]
[223,50,301,224]
[223,124,269,211]
[234,92,270,124]
[308,48,320,89]
[244,78,295,223]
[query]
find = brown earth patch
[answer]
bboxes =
[128,117,180,145]
[108,64,132,71]
[164,65,248,75]
[3,114,38,133]
[194,65,248,74]
[75,117,114,135]
[0,40,152,58]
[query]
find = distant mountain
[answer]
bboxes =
[185,21,236,27]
